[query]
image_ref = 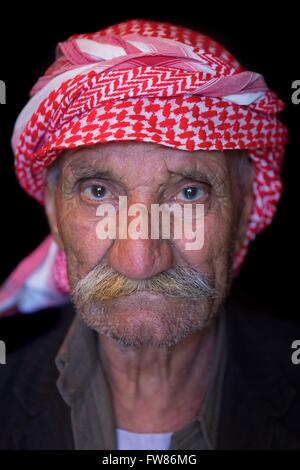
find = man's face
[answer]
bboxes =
[45,141,251,347]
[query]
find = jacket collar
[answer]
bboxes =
[11,301,299,450]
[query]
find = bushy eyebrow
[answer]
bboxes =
[65,159,123,183]
[168,168,225,188]
[61,163,119,196]
[71,167,116,181]
[169,169,212,184]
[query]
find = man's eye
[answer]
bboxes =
[176,186,207,202]
[81,184,111,201]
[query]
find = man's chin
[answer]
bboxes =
[75,292,214,348]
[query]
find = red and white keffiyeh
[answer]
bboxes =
[0,19,288,316]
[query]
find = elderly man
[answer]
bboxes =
[0,19,299,450]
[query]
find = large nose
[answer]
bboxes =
[109,237,173,280]
[108,195,174,279]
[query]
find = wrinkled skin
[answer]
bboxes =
[45,141,253,432]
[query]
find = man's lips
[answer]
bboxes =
[97,290,171,302]
[93,290,201,306]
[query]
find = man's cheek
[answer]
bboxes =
[187,212,232,273]
[58,209,111,278]
[173,216,216,275]
[205,211,236,286]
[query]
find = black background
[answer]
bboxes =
[0,4,299,317]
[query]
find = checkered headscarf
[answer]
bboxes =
[0,19,287,315]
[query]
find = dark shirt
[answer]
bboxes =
[54,310,227,450]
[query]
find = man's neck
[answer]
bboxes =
[97,322,216,433]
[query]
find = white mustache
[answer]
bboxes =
[72,264,216,304]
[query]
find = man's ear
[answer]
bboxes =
[44,181,64,250]
[233,161,254,254]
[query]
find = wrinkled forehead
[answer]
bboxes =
[54,142,239,187]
